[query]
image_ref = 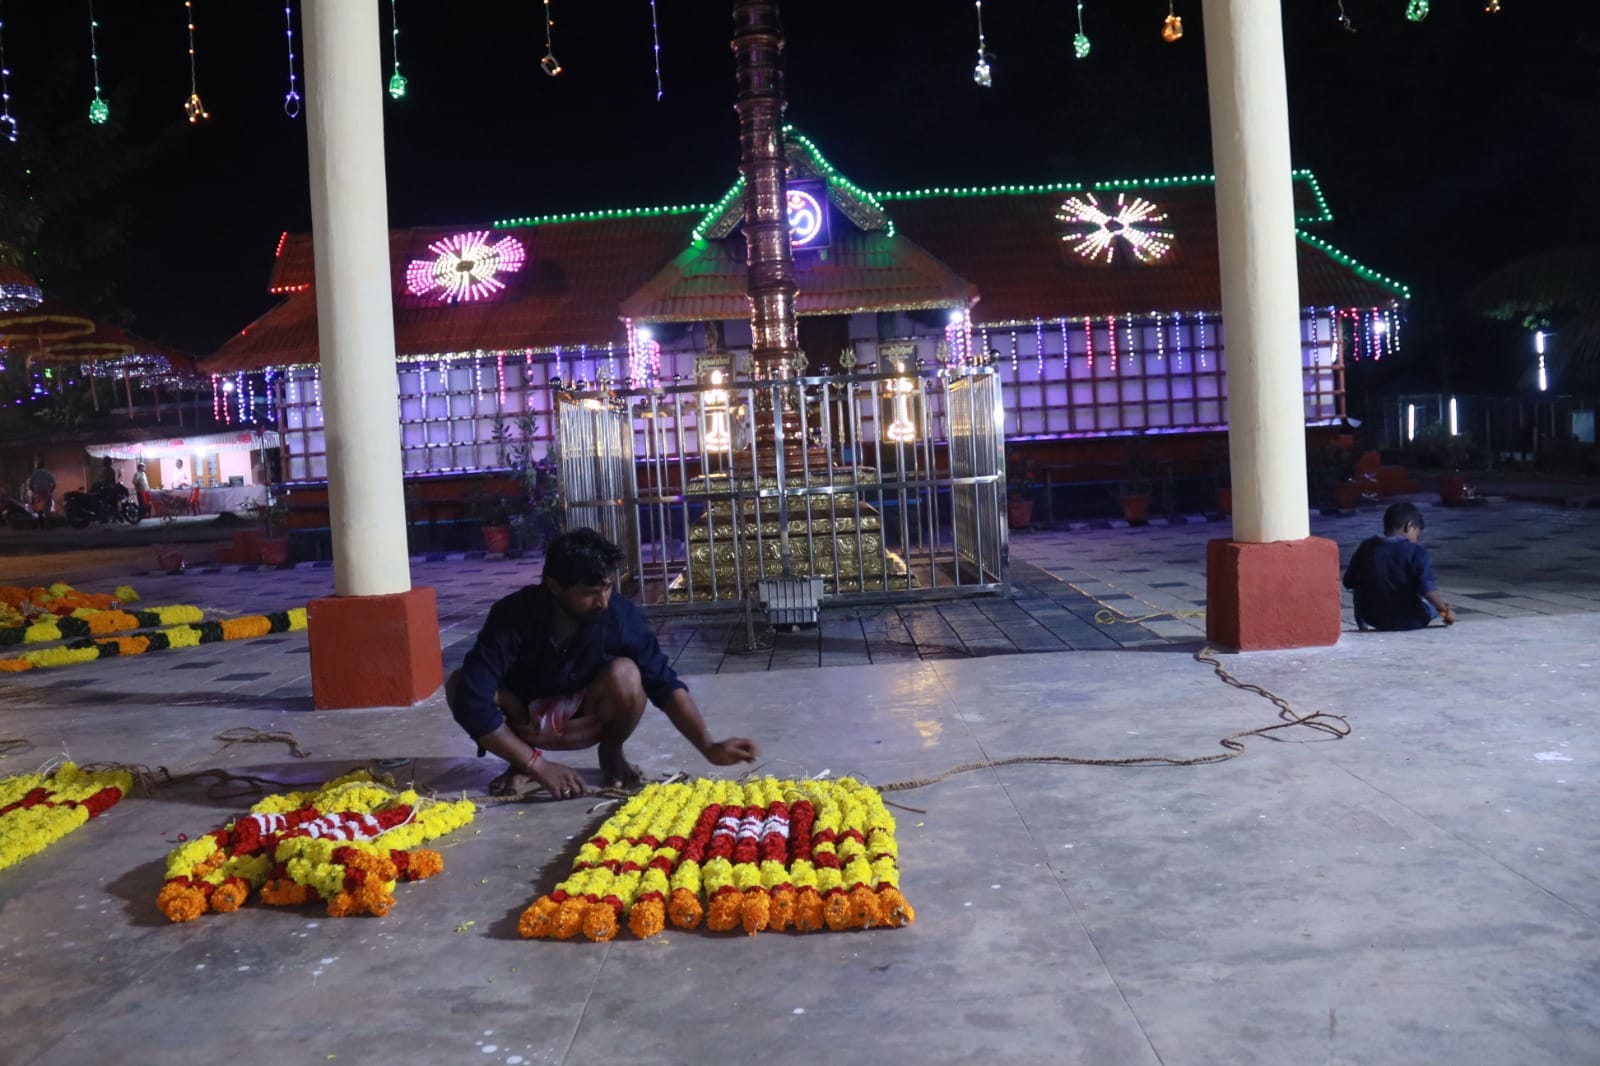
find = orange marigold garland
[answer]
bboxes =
[156,770,474,922]
[519,778,912,942]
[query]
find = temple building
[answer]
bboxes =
[210,129,1406,482]
[206,129,1406,608]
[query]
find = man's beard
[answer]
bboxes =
[559,599,605,625]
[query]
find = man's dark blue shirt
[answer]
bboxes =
[1342,535,1438,631]
[451,584,685,740]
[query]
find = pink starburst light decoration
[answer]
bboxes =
[1056,192,1174,265]
[405,231,527,303]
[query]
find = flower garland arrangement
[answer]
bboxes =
[0,608,308,673]
[0,762,133,872]
[0,583,140,626]
[156,770,476,922]
[518,777,913,943]
[0,604,206,646]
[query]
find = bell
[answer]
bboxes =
[1161,14,1184,41]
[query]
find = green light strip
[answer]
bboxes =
[492,203,712,231]
[1294,231,1411,300]
[512,168,1334,237]
[690,179,747,243]
[879,168,1332,225]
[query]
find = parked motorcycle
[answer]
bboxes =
[0,492,36,530]
[64,484,141,528]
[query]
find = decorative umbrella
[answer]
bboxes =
[0,264,44,313]
[0,298,97,350]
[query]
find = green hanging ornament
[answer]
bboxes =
[387,0,408,99]
[88,93,109,125]
[1073,32,1091,59]
[1405,0,1428,20]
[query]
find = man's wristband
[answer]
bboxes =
[524,749,543,773]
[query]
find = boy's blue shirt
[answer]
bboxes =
[1342,534,1437,631]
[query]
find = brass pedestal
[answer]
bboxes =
[665,470,916,602]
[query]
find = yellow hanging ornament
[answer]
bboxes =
[1162,14,1184,41]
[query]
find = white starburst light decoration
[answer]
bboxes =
[1056,192,1175,265]
[405,231,527,303]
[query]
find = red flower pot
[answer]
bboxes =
[1006,496,1035,529]
[482,524,513,554]
[1438,473,1468,506]
[257,537,291,566]
[1331,480,1362,510]
[156,549,186,574]
[1119,493,1151,525]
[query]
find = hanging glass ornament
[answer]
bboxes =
[1405,0,1429,19]
[387,0,407,98]
[87,2,109,124]
[1073,0,1090,58]
[972,0,993,87]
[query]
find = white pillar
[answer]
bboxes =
[303,0,410,596]
[1202,0,1309,544]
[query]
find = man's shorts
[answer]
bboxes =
[525,690,585,739]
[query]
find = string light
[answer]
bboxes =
[183,1,209,123]
[1034,317,1045,375]
[972,0,993,87]
[1009,330,1019,374]
[1079,317,1091,372]
[404,232,527,302]
[0,4,17,142]
[648,0,663,100]
[313,365,322,415]
[541,0,562,77]
[1073,0,1091,59]
[212,374,221,421]
[1162,1,1184,41]
[283,2,301,118]
[388,0,407,99]
[1405,0,1429,20]
[1336,0,1356,32]
[1125,312,1135,369]
[1197,310,1208,370]
[1057,192,1174,264]
[1154,311,1165,360]
[1106,313,1117,371]
[87,1,108,124]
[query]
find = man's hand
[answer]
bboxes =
[1440,605,1457,626]
[701,737,760,766]
[527,754,586,799]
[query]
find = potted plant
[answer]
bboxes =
[472,486,517,555]
[154,513,186,574]
[252,494,292,566]
[1005,451,1036,529]
[505,412,565,553]
[1118,437,1154,525]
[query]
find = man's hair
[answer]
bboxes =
[543,527,623,587]
[1383,502,1424,535]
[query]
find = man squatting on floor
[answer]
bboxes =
[446,528,759,798]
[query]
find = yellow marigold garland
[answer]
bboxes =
[0,608,308,673]
[519,777,912,943]
[156,770,474,922]
[0,762,133,872]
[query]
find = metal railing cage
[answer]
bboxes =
[556,365,1010,614]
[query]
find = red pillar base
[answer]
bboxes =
[1206,537,1342,651]
[307,587,443,709]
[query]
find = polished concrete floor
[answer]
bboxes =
[1,497,1597,1065]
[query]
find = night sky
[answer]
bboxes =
[3,2,1595,394]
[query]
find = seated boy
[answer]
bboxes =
[1342,502,1456,631]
